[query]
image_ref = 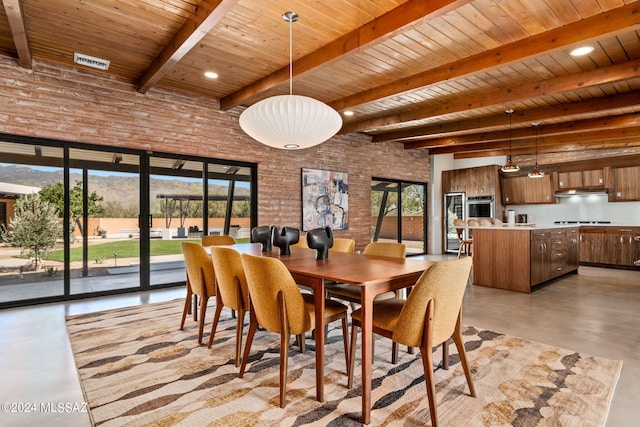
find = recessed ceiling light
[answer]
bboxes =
[204,71,219,79]
[343,111,354,116]
[570,46,594,57]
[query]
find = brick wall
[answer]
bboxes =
[0,56,431,252]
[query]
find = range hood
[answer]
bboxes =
[554,188,610,197]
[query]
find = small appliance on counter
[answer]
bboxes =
[507,210,516,225]
[517,214,528,223]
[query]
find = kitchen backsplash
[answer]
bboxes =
[506,195,640,225]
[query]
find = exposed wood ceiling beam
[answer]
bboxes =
[219,0,472,110]
[453,138,640,159]
[375,91,640,143]
[136,0,239,94]
[343,58,640,134]
[335,2,640,124]
[406,113,640,149]
[2,0,32,69]
[427,126,640,156]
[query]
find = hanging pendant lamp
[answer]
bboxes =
[528,122,545,178]
[501,109,519,172]
[239,12,342,150]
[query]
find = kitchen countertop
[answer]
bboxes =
[465,223,639,230]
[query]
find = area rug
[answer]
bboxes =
[66,299,622,426]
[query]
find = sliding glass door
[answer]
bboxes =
[371,178,427,256]
[0,135,256,308]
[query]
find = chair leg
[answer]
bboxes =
[442,340,449,370]
[235,309,245,367]
[452,314,476,397]
[392,342,399,364]
[457,243,463,259]
[420,345,439,427]
[239,311,258,378]
[341,315,349,374]
[180,287,192,330]
[207,295,224,349]
[277,291,290,408]
[197,295,208,344]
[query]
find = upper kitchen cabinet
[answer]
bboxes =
[443,165,500,197]
[442,168,466,193]
[501,174,554,205]
[557,169,605,189]
[613,166,640,201]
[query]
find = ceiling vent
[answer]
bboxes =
[73,52,110,70]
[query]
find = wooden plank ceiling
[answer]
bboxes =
[1,0,639,159]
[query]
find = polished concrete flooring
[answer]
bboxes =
[0,265,638,427]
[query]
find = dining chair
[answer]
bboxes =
[325,241,406,308]
[201,235,236,246]
[329,237,356,254]
[479,218,493,226]
[180,241,216,344]
[208,246,249,367]
[347,256,475,427]
[453,218,472,259]
[239,253,350,408]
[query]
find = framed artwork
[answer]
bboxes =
[301,168,348,231]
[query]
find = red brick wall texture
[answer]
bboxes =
[0,56,431,252]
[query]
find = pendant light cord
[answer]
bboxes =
[283,12,298,96]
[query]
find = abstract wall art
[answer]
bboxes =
[301,168,348,231]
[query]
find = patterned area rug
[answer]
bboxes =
[66,299,622,426]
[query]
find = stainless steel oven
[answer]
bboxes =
[466,195,495,219]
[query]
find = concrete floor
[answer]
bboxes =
[0,265,638,427]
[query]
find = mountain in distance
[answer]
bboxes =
[0,164,248,208]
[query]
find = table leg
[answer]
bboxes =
[361,287,374,424]
[315,279,325,402]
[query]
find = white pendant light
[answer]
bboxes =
[501,109,519,172]
[239,12,342,150]
[528,122,545,178]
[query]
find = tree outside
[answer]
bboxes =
[39,180,105,235]
[0,193,62,269]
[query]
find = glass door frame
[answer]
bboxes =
[0,132,257,308]
[371,176,428,256]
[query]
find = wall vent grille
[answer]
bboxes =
[73,53,110,70]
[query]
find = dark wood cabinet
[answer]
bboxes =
[566,228,579,272]
[501,174,554,205]
[613,166,640,201]
[443,165,500,197]
[557,169,605,189]
[579,226,640,268]
[473,226,578,293]
[530,229,551,286]
[442,168,467,193]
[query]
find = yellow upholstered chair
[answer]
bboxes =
[239,253,350,408]
[325,241,406,307]
[347,257,476,427]
[329,237,356,254]
[201,235,236,246]
[180,242,216,344]
[208,247,249,367]
[453,218,472,259]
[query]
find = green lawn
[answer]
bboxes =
[42,238,250,262]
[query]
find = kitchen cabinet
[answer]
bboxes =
[579,226,640,268]
[501,174,554,205]
[566,228,579,272]
[442,169,466,193]
[443,165,500,197]
[473,226,578,293]
[558,169,605,189]
[613,166,640,201]
[530,229,552,285]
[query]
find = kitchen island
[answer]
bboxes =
[471,225,579,293]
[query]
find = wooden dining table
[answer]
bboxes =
[210,242,436,424]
